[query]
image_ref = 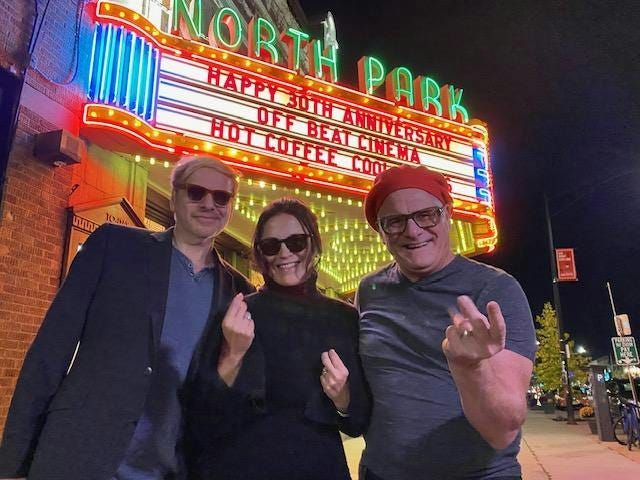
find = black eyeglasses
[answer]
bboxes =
[378,206,445,234]
[258,234,311,256]
[177,183,233,206]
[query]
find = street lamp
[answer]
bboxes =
[576,345,587,355]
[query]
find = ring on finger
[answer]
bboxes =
[321,367,328,376]
[461,329,472,338]
[245,312,252,320]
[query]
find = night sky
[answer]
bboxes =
[299,0,640,358]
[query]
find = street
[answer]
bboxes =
[343,410,640,479]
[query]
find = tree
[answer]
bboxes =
[534,303,563,393]
[567,339,591,385]
[534,302,591,393]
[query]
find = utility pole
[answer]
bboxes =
[544,193,576,424]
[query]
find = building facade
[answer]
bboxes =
[0,0,495,430]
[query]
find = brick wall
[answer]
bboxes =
[0,1,32,71]
[0,0,88,431]
[0,105,74,427]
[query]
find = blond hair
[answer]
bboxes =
[170,155,239,194]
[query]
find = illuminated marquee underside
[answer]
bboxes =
[82,2,498,275]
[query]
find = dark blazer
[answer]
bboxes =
[0,223,253,480]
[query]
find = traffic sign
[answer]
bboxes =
[611,336,640,365]
[615,314,632,336]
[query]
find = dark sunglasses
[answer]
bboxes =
[177,183,233,206]
[258,234,310,256]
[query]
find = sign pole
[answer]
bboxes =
[606,282,617,317]
[544,193,576,424]
[607,282,638,404]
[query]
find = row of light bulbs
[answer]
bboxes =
[244,178,363,207]
[133,154,172,168]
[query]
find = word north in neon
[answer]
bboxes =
[172,0,338,82]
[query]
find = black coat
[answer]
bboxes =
[0,224,254,480]
[184,278,371,480]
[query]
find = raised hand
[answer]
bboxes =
[320,349,350,413]
[220,293,255,358]
[218,293,254,386]
[442,295,506,368]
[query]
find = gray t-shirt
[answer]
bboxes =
[356,255,536,480]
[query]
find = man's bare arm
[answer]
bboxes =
[443,296,533,450]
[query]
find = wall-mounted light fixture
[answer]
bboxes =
[34,130,86,167]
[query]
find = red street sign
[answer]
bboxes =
[556,248,578,282]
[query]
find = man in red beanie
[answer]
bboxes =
[356,165,536,480]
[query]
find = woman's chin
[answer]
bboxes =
[274,276,302,286]
[269,269,306,287]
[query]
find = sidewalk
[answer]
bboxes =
[520,410,640,479]
[342,410,640,479]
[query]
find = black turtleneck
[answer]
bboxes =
[261,271,321,297]
[186,272,371,480]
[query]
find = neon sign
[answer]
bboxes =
[171,0,466,121]
[88,24,159,121]
[173,1,339,83]
[82,1,497,252]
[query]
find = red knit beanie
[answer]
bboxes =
[364,165,452,230]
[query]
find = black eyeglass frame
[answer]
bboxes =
[377,206,445,234]
[176,183,234,206]
[257,233,312,256]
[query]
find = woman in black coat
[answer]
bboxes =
[184,198,370,480]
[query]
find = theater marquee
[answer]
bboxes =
[82,1,497,254]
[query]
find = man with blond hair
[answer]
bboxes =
[0,156,254,480]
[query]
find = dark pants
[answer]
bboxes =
[359,463,522,480]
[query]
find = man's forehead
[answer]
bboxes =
[377,188,442,216]
[186,167,233,187]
